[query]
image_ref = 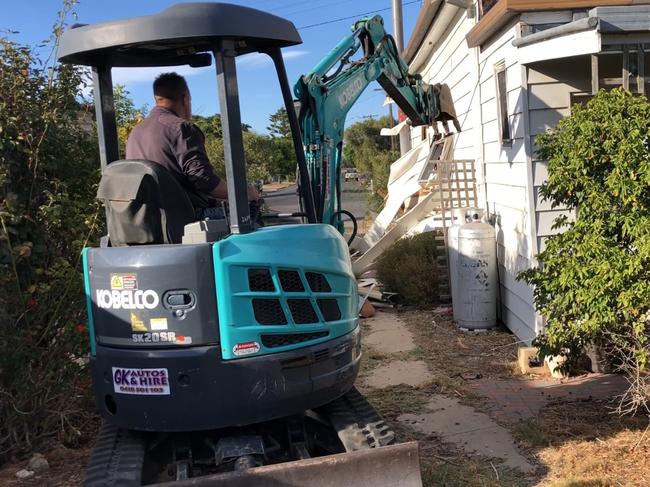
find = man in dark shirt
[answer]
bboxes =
[126,72,258,215]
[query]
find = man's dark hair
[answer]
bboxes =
[153,72,189,101]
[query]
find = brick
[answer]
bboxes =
[518,347,544,374]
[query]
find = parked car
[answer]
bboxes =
[343,168,358,181]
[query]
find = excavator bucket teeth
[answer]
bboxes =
[164,441,422,487]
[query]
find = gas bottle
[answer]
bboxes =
[447,208,467,322]
[455,209,497,330]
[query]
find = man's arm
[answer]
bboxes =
[177,123,260,202]
[210,180,260,201]
[210,179,228,199]
[176,123,222,196]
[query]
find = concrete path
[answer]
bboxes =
[363,360,432,389]
[364,311,416,354]
[361,310,534,473]
[361,311,433,389]
[397,396,535,473]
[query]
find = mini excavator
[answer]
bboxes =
[58,3,455,485]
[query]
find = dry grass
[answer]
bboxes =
[516,400,650,486]
[393,309,650,486]
[0,412,99,487]
[399,309,521,396]
[0,443,95,487]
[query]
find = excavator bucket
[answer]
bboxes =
[164,442,422,487]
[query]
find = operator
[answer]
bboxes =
[126,72,259,219]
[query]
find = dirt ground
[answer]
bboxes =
[362,308,650,487]
[2,308,648,486]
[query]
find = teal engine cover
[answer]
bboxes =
[213,224,358,360]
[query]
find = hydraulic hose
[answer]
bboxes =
[330,210,357,247]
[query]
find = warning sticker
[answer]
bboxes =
[130,312,147,332]
[233,341,260,357]
[175,335,193,345]
[110,273,138,290]
[150,317,168,331]
[112,367,170,395]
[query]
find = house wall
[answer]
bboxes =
[526,56,589,252]
[477,23,539,343]
[407,3,645,343]
[411,8,540,343]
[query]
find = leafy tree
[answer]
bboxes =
[267,107,291,139]
[243,131,274,181]
[114,84,147,155]
[519,90,650,404]
[0,3,102,461]
[343,115,397,210]
[204,130,278,182]
[193,114,250,139]
[269,137,296,179]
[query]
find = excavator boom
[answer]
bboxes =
[294,15,451,227]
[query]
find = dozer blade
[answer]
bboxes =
[163,441,422,487]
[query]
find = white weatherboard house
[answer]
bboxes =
[402,0,650,343]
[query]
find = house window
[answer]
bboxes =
[494,62,511,146]
[479,0,499,18]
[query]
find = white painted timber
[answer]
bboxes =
[352,191,445,276]
[483,140,527,164]
[521,11,573,25]
[532,161,549,187]
[362,143,430,247]
[484,161,528,186]
[529,108,570,136]
[517,29,601,65]
[487,183,527,210]
[528,83,575,110]
[536,209,574,237]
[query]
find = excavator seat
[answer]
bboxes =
[96,160,196,246]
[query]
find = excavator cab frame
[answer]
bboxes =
[59,2,317,231]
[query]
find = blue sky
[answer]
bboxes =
[3,0,422,133]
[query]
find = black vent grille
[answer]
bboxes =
[279,270,304,292]
[314,348,329,362]
[248,269,275,292]
[288,299,318,324]
[306,272,331,292]
[262,331,329,348]
[317,299,341,322]
[252,299,287,325]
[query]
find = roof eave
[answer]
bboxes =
[403,0,444,64]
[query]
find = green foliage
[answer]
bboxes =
[375,231,441,306]
[0,2,103,461]
[199,109,295,181]
[518,89,650,372]
[343,116,398,210]
[114,84,147,156]
[267,107,291,139]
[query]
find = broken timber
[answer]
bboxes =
[351,135,477,280]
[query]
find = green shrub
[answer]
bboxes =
[375,231,441,306]
[0,3,102,461]
[519,89,650,384]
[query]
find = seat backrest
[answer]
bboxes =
[96,160,196,246]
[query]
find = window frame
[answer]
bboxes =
[494,61,512,147]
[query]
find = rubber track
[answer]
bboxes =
[84,422,146,487]
[322,387,396,452]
